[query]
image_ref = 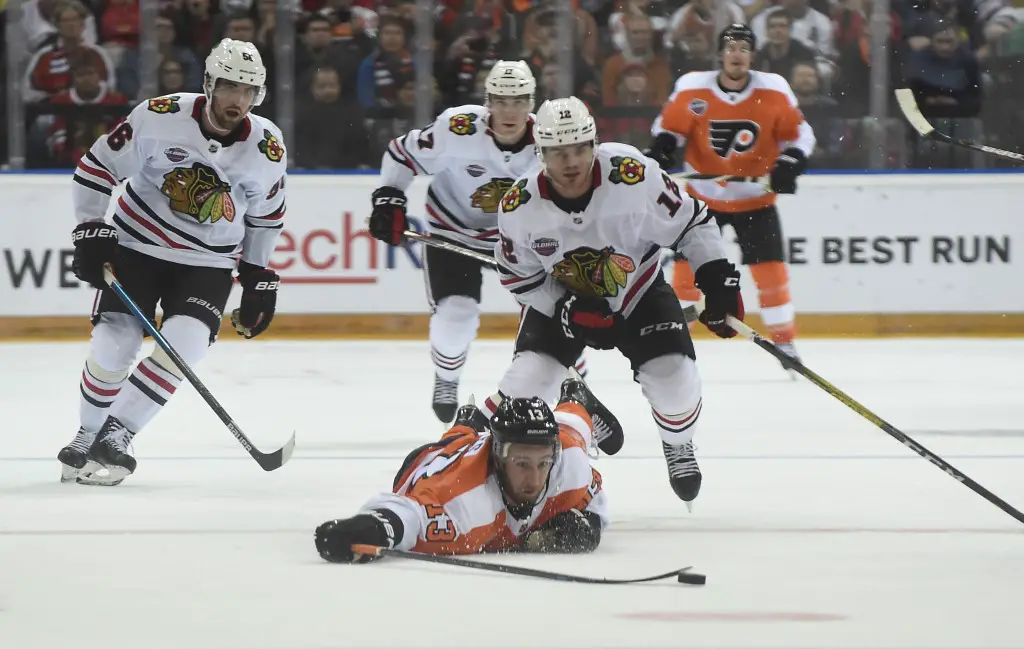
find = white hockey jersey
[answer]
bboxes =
[379,105,540,252]
[496,142,727,318]
[72,93,288,270]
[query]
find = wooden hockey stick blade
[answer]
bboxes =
[895,88,1024,163]
[102,265,297,472]
[352,544,693,584]
[894,88,935,137]
[725,314,1024,525]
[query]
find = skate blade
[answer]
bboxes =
[685,500,694,513]
[61,460,102,483]
[76,464,130,487]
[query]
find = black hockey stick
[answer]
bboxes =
[102,265,295,471]
[894,88,1024,163]
[725,314,1024,525]
[352,544,706,585]
[403,230,703,324]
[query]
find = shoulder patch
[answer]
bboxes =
[258,129,285,163]
[448,112,479,136]
[147,96,180,114]
[499,178,531,213]
[608,156,646,185]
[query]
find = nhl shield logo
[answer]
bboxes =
[689,99,708,116]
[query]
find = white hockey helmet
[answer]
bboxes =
[533,96,597,149]
[204,38,267,107]
[485,60,536,104]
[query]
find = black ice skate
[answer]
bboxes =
[662,441,701,511]
[558,368,624,456]
[57,427,100,483]
[81,416,137,486]
[432,375,459,424]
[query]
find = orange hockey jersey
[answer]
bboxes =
[360,402,608,555]
[653,70,815,212]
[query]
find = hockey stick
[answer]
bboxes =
[671,171,773,189]
[403,230,703,325]
[102,265,296,472]
[351,544,706,585]
[724,314,1024,525]
[894,88,1024,163]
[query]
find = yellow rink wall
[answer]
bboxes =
[2,172,1023,341]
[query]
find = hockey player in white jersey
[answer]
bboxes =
[367,61,586,424]
[483,96,745,507]
[58,39,287,485]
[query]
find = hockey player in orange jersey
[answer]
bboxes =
[646,23,815,370]
[314,373,623,561]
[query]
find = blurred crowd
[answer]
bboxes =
[1,0,1022,169]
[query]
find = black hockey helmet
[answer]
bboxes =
[718,23,756,52]
[489,396,560,463]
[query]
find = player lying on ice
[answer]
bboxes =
[314,372,624,561]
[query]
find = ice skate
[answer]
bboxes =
[558,368,624,455]
[81,416,137,486]
[432,375,459,424]
[57,427,101,483]
[662,441,701,511]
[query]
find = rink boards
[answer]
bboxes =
[1,172,1022,339]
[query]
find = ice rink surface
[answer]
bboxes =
[2,336,1023,649]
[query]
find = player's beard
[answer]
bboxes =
[207,101,246,134]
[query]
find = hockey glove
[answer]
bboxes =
[368,186,409,245]
[315,510,403,563]
[231,261,279,339]
[71,221,118,289]
[643,132,680,171]
[556,294,621,350]
[694,259,744,339]
[769,147,808,194]
[520,509,602,554]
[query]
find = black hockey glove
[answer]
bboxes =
[454,402,489,432]
[556,294,621,350]
[231,261,279,339]
[315,510,404,563]
[520,509,602,554]
[769,147,808,194]
[368,186,409,245]
[643,132,680,171]
[71,221,118,289]
[694,259,744,339]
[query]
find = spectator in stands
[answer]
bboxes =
[790,60,837,108]
[254,0,278,48]
[895,0,1009,52]
[21,0,98,51]
[905,20,982,117]
[536,60,563,104]
[607,0,671,53]
[668,0,746,50]
[752,0,836,58]
[668,27,716,75]
[601,10,672,105]
[520,2,598,65]
[24,0,115,103]
[440,6,519,106]
[176,0,217,58]
[46,49,128,167]
[157,56,189,95]
[320,0,379,39]
[754,8,816,74]
[117,14,202,100]
[99,0,140,65]
[831,3,903,115]
[356,15,415,109]
[295,66,370,169]
[524,8,601,104]
[295,14,352,90]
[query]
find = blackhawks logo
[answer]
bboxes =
[258,129,284,162]
[147,96,180,114]
[471,177,515,214]
[449,112,478,136]
[608,156,646,185]
[161,162,236,224]
[500,178,531,213]
[551,246,636,298]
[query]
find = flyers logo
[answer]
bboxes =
[709,120,760,157]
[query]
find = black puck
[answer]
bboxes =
[677,571,707,585]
